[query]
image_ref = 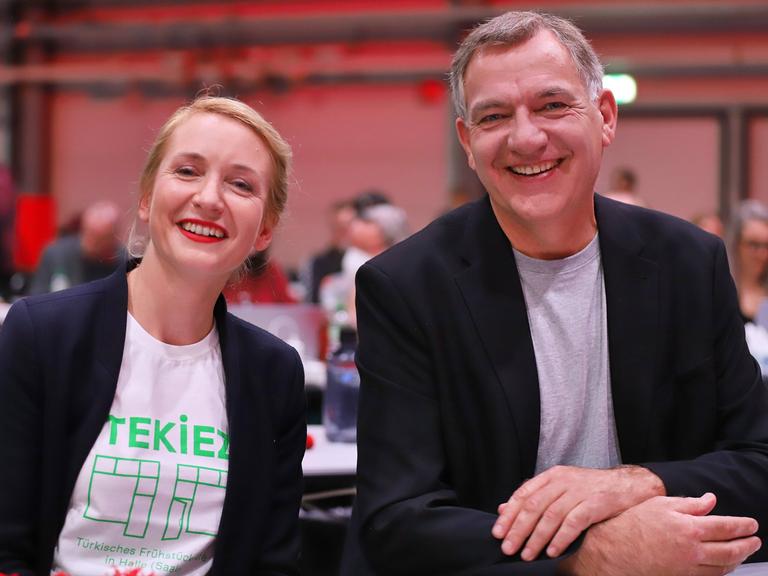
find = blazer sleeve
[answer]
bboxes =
[644,241,768,549]
[353,263,566,576]
[254,349,307,576]
[0,299,43,575]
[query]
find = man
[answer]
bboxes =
[29,200,126,294]
[342,11,768,576]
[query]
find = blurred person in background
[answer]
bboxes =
[319,203,409,328]
[28,200,127,295]
[601,165,647,207]
[0,96,305,575]
[692,211,724,239]
[224,249,297,304]
[303,199,356,303]
[732,200,768,324]
[730,200,768,376]
[0,164,15,301]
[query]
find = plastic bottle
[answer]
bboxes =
[323,326,360,443]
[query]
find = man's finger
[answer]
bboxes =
[518,492,576,560]
[546,500,597,558]
[696,515,759,543]
[669,493,718,516]
[698,536,762,568]
[492,475,551,539]
[500,483,567,556]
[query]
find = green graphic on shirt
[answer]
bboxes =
[162,464,228,540]
[83,455,161,538]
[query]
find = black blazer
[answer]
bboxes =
[344,195,768,575]
[0,265,306,575]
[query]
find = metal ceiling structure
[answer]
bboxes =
[2,1,768,88]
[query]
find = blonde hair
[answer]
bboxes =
[129,96,291,258]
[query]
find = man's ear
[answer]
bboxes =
[456,117,477,171]
[598,89,618,147]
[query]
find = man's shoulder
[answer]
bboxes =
[367,200,481,274]
[597,197,723,259]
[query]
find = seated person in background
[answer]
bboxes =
[0,96,305,574]
[732,200,768,324]
[319,203,409,326]
[28,200,127,294]
[692,211,724,238]
[304,199,356,304]
[224,250,298,304]
[600,166,647,207]
[342,10,768,576]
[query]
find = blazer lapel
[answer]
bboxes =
[67,266,129,499]
[454,197,540,479]
[212,299,275,571]
[596,196,659,463]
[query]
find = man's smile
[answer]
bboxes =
[507,158,563,176]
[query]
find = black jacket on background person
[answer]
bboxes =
[0,264,306,575]
[342,194,768,575]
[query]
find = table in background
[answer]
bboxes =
[734,562,768,574]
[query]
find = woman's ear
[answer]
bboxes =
[137,191,151,223]
[253,221,274,253]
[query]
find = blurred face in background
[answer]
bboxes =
[739,218,768,281]
[331,204,356,248]
[348,217,386,256]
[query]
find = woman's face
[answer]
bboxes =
[139,112,274,285]
[739,219,768,280]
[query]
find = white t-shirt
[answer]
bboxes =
[53,313,229,576]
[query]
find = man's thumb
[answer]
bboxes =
[670,492,717,516]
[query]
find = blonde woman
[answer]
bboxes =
[0,97,305,575]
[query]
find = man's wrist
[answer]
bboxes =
[618,465,666,499]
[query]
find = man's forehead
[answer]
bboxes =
[465,30,571,76]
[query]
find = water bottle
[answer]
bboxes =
[323,326,359,443]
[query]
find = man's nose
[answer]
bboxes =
[507,111,548,156]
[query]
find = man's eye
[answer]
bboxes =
[479,113,504,124]
[542,102,567,112]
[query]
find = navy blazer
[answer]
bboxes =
[343,195,768,575]
[0,265,306,575]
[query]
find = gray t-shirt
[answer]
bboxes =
[513,234,621,475]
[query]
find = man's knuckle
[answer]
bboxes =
[541,506,562,523]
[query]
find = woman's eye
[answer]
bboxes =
[175,166,197,177]
[231,179,253,193]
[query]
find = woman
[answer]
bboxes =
[733,199,768,324]
[0,97,306,575]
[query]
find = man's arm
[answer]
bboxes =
[493,464,665,560]
[353,263,566,575]
[560,494,761,576]
[643,241,768,546]
[494,240,768,563]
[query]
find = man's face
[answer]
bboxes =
[456,30,617,246]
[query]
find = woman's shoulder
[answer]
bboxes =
[16,275,115,319]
